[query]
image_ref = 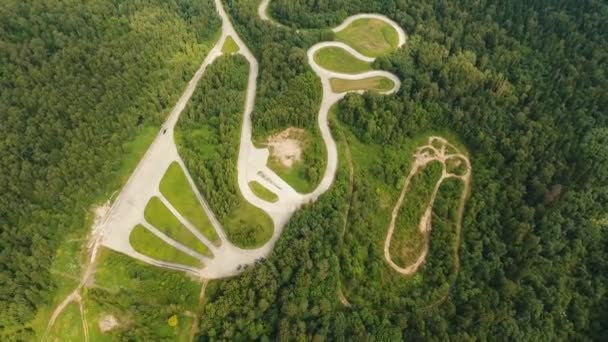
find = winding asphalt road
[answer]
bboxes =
[45,3,412,338]
[95,0,408,279]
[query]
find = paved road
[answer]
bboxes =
[96,0,410,279]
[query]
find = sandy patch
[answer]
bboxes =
[267,128,305,168]
[99,314,119,332]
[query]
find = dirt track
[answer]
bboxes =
[383,136,471,275]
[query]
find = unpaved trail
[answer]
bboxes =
[337,287,352,307]
[79,299,89,342]
[384,137,471,276]
[189,279,209,342]
[44,202,105,340]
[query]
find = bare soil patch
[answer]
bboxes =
[99,314,120,332]
[267,128,305,168]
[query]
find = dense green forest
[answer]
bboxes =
[198,0,608,340]
[2,0,607,339]
[0,0,220,338]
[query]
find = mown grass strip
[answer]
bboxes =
[129,224,202,268]
[330,76,394,93]
[160,162,220,244]
[144,197,213,257]
[249,181,279,202]
[314,46,372,74]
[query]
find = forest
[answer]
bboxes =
[0,0,220,339]
[1,0,607,340]
[198,0,608,340]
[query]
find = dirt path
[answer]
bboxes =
[44,203,107,340]
[189,279,209,342]
[337,287,352,308]
[79,299,89,342]
[383,136,471,275]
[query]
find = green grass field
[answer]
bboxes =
[129,224,203,268]
[249,181,279,202]
[47,302,84,342]
[144,197,212,257]
[330,76,394,93]
[87,248,203,341]
[314,46,372,74]
[267,157,315,193]
[221,36,239,54]
[335,18,399,57]
[223,199,274,249]
[160,162,220,245]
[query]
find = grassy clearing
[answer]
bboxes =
[335,112,469,307]
[313,46,372,74]
[144,197,212,257]
[47,302,84,342]
[249,181,279,202]
[264,129,326,194]
[330,76,394,93]
[221,36,239,54]
[29,126,158,338]
[335,18,399,57]
[389,161,444,268]
[160,162,220,245]
[129,224,203,268]
[223,200,274,249]
[88,248,202,341]
[268,158,313,193]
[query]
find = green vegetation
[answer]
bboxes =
[313,47,372,73]
[267,158,312,193]
[223,201,274,249]
[144,197,212,257]
[330,76,394,93]
[47,302,84,342]
[335,18,399,57]
[176,55,273,248]
[160,162,220,245]
[129,225,202,268]
[0,0,221,336]
[86,248,202,340]
[262,129,327,193]
[249,181,279,202]
[201,0,608,340]
[389,161,443,268]
[221,36,239,54]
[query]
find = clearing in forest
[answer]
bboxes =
[330,76,395,93]
[98,314,120,333]
[313,46,372,74]
[160,162,220,244]
[384,136,471,275]
[335,18,400,57]
[267,127,305,168]
[264,127,322,193]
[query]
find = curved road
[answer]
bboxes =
[95,0,408,279]
[46,4,411,337]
